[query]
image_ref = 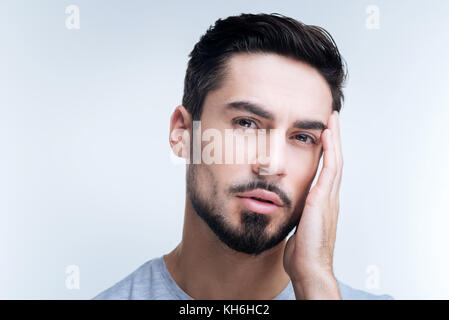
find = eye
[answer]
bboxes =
[234,118,258,129]
[293,133,316,145]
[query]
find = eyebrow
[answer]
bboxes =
[226,101,275,120]
[292,119,327,131]
[226,100,327,131]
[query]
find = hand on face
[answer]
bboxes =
[283,110,343,299]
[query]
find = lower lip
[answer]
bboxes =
[237,196,281,215]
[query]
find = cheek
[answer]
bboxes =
[287,146,319,171]
[200,162,236,196]
[285,150,320,193]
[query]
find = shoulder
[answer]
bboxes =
[92,257,162,300]
[337,280,394,300]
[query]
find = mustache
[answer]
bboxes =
[228,179,292,209]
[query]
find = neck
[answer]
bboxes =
[164,198,291,300]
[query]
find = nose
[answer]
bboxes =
[251,129,287,178]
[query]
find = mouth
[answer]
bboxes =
[236,189,284,215]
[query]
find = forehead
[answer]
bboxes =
[204,53,333,122]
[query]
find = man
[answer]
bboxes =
[93,13,392,300]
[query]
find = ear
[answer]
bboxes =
[169,105,192,161]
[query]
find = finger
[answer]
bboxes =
[330,111,343,199]
[331,111,343,169]
[314,128,338,198]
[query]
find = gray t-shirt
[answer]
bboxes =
[93,256,393,300]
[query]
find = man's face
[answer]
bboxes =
[187,53,333,255]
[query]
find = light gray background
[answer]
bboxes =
[1,0,448,299]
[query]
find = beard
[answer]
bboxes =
[187,164,300,256]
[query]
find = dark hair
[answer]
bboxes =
[182,13,347,120]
